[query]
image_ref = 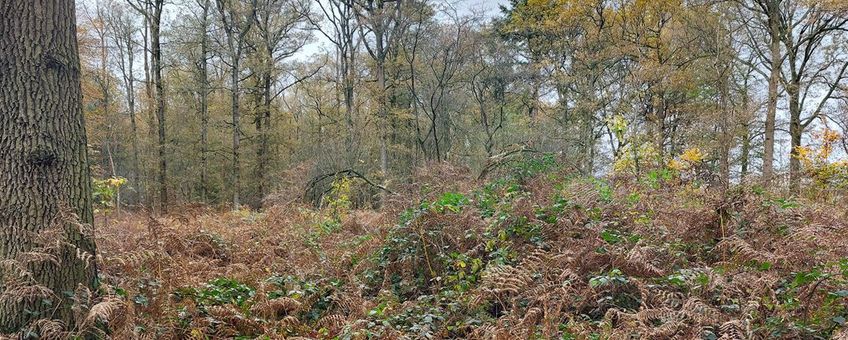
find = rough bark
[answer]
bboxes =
[0,0,97,331]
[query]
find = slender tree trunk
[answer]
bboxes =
[740,126,751,181]
[344,48,356,166]
[787,81,802,193]
[718,71,731,188]
[740,89,751,182]
[125,37,141,204]
[0,0,97,331]
[198,0,210,203]
[151,3,167,212]
[100,24,122,211]
[377,48,388,178]
[256,69,271,205]
[142,4,155,208]
[230,53,242,208]
[216,0,256,209]
[762,2,780,185]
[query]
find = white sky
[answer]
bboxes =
[297,0,507,60]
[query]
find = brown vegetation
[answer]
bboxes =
[7,159,847,339]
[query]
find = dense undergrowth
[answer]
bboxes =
[10,157,848,339]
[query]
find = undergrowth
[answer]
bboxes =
[5,157,848,339]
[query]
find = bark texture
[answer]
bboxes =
[762,0,780,185]
[0,0,97,332]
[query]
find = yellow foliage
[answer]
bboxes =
[795,128,848,189]
[613,142,660,173]
[106,177,127,187]
[680,147,705,165]
[326,177,352,220]
[666,159,684,172]
[606,114,628,140]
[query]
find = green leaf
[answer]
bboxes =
[600,229,622,244]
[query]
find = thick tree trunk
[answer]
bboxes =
[762,3,780,185]
[0,0,97,331]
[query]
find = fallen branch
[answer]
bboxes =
[304,169,394,204]
[477,144,539,181]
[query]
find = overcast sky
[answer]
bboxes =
[297,0,508,60]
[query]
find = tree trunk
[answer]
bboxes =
[142,2,155,209]
[718,71,731,188]
[256,69,271,205]
[762,1,780,185]
[151,1,168,212]
[788,81,802,193]
[377,49,389,178]
[740,125,751,182]
[216,0,256,209]
[125,35,141,204]
[230,58,241,208]
[344,47,356,167]
[199,0,210,203]
[0,0,97,331]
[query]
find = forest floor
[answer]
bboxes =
[94,158,848,339]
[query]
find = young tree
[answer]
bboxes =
[405,9,472,162]
[0,0,97,331]
[468,29,514,157]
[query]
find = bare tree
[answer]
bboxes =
[469,29,514,157]
[109,2,144,204]
[310,0,361,166]
[351,0,406,180]
[251,0,311,204]
[406,8,472,162]
[127,0,168,211]
[217,0,257,208]
[779,1,848,192]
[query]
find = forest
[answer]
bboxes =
[2,0,848,338]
